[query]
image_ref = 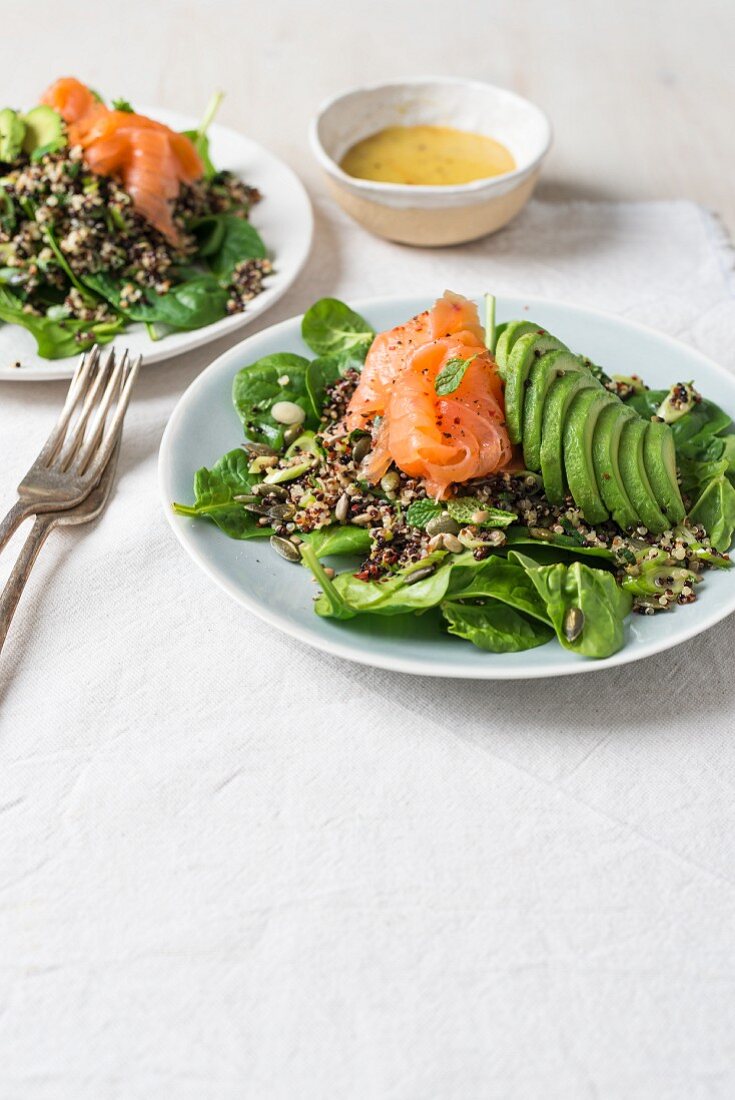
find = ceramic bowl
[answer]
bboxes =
[310,77,552,247]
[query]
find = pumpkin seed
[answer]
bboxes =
[244,503,271,517]
[269,503,296,523]
[380,471,401,493]
[270,535,302,562]
[244,442,278,458]
[352,436,371,464]
[563,606,585,642]
[272,400,306,426]
[335,492,351,523]
[426,513,460,537]
[283,423,303,447]
[253,482,288,499]
[405,565,436,586]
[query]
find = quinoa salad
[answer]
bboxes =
[173,293,735,661]
[0,79,271,359]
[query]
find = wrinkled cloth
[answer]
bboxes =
[1,199,735,1099]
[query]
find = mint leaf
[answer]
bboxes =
[406,499,442,528]
[447,496,517,527]
[112,98,134,113]
[435,355,476,397]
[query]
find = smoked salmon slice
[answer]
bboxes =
[41,77,204,244]
[347,292,511,499]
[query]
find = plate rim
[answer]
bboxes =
[0,104,314,382]
[158,293,735,679]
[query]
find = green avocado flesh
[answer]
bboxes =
[618,419,669,534]
[563,389,611,524]
[504,330,566,444]
[494,320,539,373]
[540,372,603,505]
[643,420,686,524]
[591,402,640,531]
[0,108,25,161]
[21,105,64,155]
[522,350,587,471]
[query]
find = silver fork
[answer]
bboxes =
[0,345,141,556]
[0,439,121,656]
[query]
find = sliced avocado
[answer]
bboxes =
[21,105,65,156]
[642,420,686,524]
[618,419,669,534]
[0,108,25,162]
[591,402,640,531]
[563,389,611,524]
[494,320,539,374]
[504,330,566,444]
[540,372,603,505]
[522,350,587,471]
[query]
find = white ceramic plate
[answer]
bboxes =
[159,295,735,679]
[0,106,313,382]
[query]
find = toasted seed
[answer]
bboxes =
[253,482,288,499]
[272,400,306,426]
[380,471,401,493]
[471,509,489,524]
[269,503,296,522]
[335,492,351,523]
[233,494,259,503]
[427,533,446,552]
[352,436,371,464]
[563,606,585,642]
[283,423,303,447]
[245,503,272,516]
[487,530,506,547]
[244,442,278,458]
[405,564,436,585]
[426,513,460,537]
[351,512,373,527]
[270,535,302,562]
[442,533,463,553]
[290,535,303,545]
[323,566,336,579]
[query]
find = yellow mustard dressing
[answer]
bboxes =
[339,124,515,186]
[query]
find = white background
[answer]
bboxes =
[1,4,735,1098]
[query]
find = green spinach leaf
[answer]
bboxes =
[85,271,228,330]
[689,474,735,552]
[303,525,372,558]
[0,287,122,359]
[448,556,551,624]
[441,601,554,652]
[301,298,374,358]
[172,448,270,539]
[192,214,266,277]
[232,352,313,447]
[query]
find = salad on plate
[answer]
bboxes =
[0,78,271,359]
[173,291,735,661]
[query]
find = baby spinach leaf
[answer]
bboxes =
[305,356,343,420]
[232,352,313,447]
[448,556,551,624]
[627,389,732,452]
[406,500,443,528]
[688,474,735,552]
[301,298,374,358]
[300,543,355,620]
[509,551,631,659]
[192,214,266,277]
[441,601,554,652]
[434,355,476,396]
[0,287,122,359]
[172,448,270,539]
[303,525,372,558]
[504,526,617,562]
[313,551,461,618]
[85,271,229,330]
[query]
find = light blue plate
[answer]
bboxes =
[158,295,735,678]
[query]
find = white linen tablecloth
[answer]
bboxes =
[1,198,735,1099]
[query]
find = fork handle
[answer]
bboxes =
[0,500,36,557]
[0,513,55,657]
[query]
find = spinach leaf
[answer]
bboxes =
[441,601,554,653]
[434,355,476,396]
[305,355,343,421]
[406,500,443,528]
[688,474,735,552]
[232,352,313,447]
[303,525,372,558]
[504,526,618,562]
[301,298,374,358]
[0,287,122,359]
[312,551,458,617]
[509,551,631,659]
[626,389,732,451]
[448,556,552,624]
[172,448,270,539]
[300,543,355,620]
[192,214,266,277]
[85,271,228,330]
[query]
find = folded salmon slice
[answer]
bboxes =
[347,292,511,499]
[41,77,203,244]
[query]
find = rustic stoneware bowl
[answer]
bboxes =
[310,77,552,247]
